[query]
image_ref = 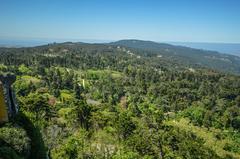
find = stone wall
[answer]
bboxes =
[0,82,8,123]
[0,73,18,122]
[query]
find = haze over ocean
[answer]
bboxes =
[169,42,240,57]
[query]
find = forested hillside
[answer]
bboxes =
[0,42,240,159]
[110,40,240,75]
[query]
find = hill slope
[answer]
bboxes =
[109,40,240,74]
[0,40,240,74]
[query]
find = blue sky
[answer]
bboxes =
[0,0,240,43]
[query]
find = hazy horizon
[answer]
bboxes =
[1,0,240,43]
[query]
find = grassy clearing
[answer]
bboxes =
[165,118,240,158]
[86,69,123,79]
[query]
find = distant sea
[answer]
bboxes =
[0,39,49,47]
[169,42,240,57]
[0,38,112,47]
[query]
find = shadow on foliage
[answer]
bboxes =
[14,112,47,159]
[0,138,23,159]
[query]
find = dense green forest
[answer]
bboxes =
[110,40,240,75]
[0,41,240,159]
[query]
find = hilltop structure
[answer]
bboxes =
[0,73,18,123]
